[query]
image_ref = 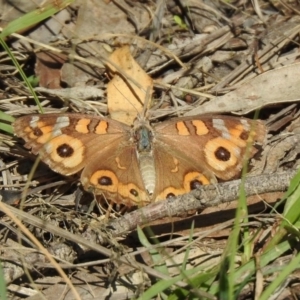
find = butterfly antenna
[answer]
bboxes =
[141,86,152,121]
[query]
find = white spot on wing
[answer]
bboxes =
[213,119,226,130]
[241,119,250,130]
[44,143,53,154]
[233,146,241,157]
[222,131,231,139]
[53,116,70,131]
[52,129,62,137]
[30,116,39,127]
[213,119,230,139]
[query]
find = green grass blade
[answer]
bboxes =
[137,226,169,276]
[0,260,7,300]
[264,169,300,251]
[137,266,216,300]
[209,240,291,295]
[0,37,43,113]
[260,250,300,300]
[0,0,74,39]
[181,221,194,272]
[0,111,15,134]
[0,111,15,123]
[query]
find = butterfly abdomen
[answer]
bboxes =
[135,125,156,198]
[138,152,156,197]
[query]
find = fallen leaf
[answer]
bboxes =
[35,51,67,89]
[185,63,300,116]
[106,45,153,124]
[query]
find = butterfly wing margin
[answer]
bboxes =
[81,141,150,206]
[153,115,266,198]
[13,113,131,175]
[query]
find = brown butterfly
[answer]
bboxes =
[14,114,266,206]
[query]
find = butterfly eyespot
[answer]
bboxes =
[190,180,203,190]
[239,131,249,140]
[215,146,231,161]
[56,143,74,158]
[166,193,175,199]
[33,127,43,137]
[98,176,113,186]
[130,188,138,197]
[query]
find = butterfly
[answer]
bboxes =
[13,113,266,206]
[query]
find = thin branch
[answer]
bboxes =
[107,171,295,236]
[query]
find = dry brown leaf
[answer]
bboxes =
[106,45,153,124]
[185,62,300,116]
[35,51,67,89]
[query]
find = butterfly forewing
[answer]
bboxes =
[153,115,266,183]
[13,114,130,175]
